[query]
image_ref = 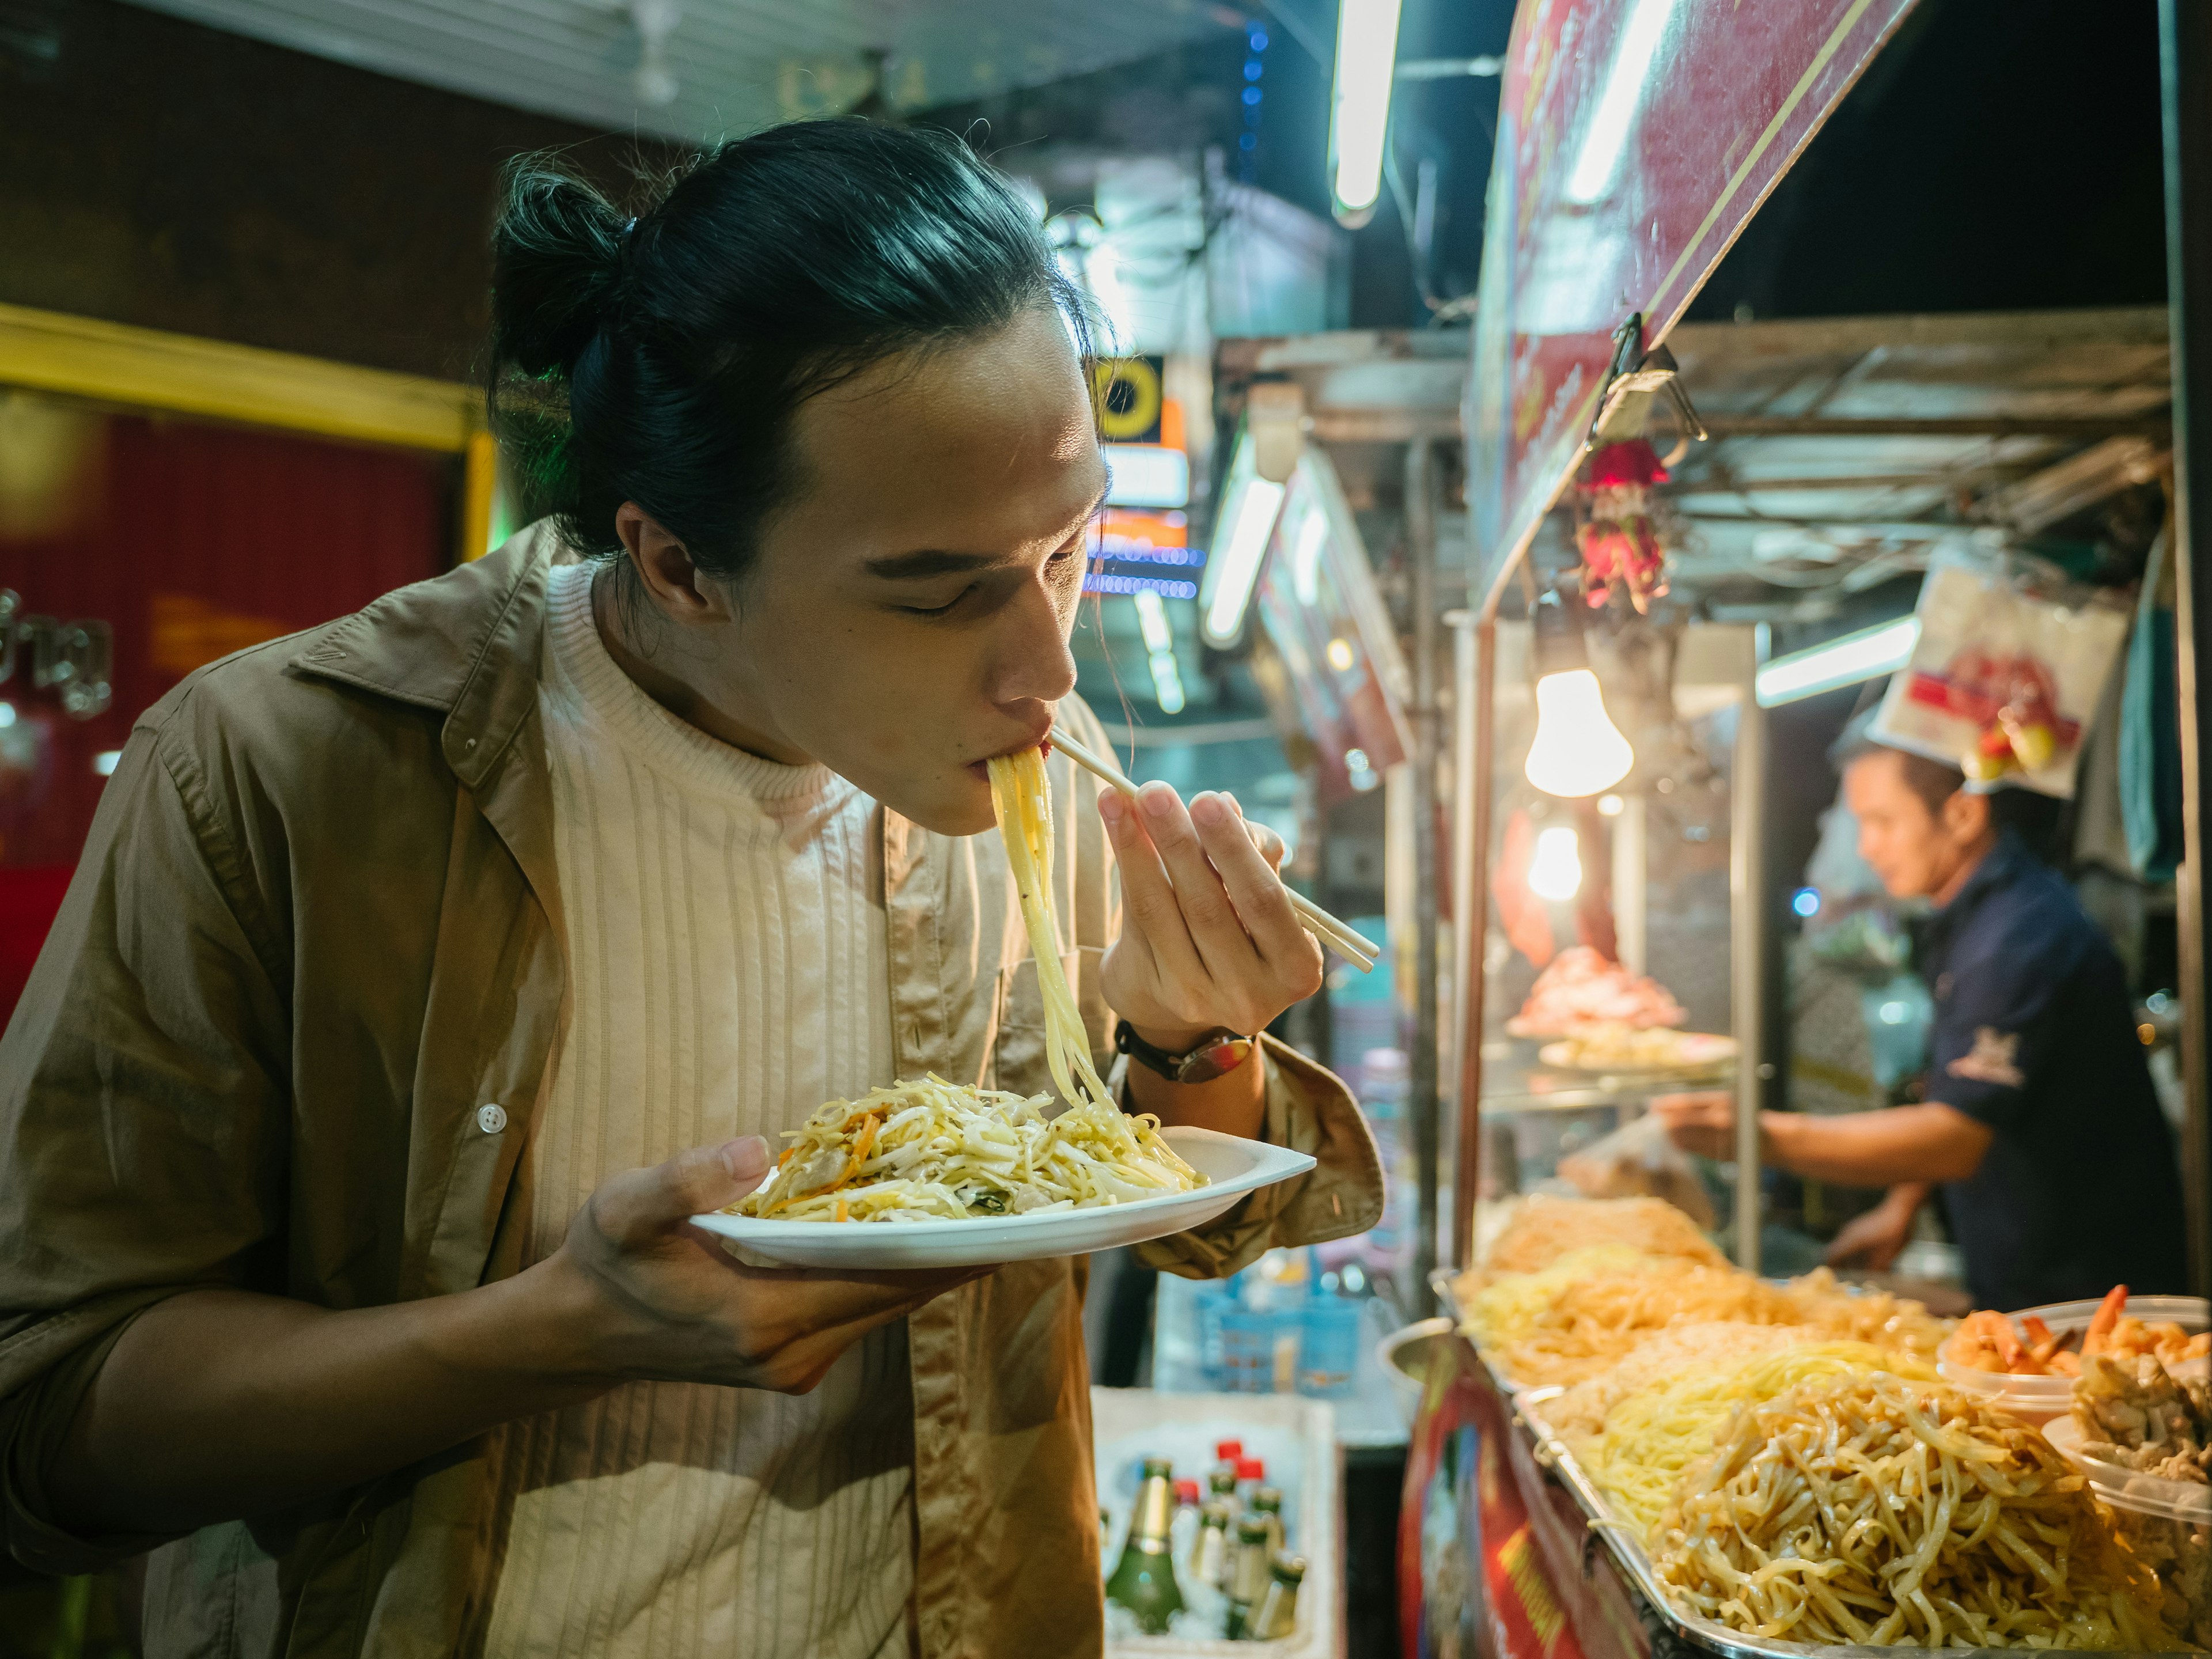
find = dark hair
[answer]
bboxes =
[1836,733,1966,817]
[488,119,1088,581]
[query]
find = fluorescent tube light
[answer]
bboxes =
[1133,589,1174,654]
[1199,431,1285,646]
[1328,0,1405,220]
[1755,617,1921,708]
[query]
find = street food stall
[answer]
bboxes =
[1381,0,2212,1655]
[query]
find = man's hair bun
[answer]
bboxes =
[490,164,630,380]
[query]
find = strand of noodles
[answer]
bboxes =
[987,747,1112,1113]
[985,747,1202,1188]
[1653,1371,2181,1649]
[1569,1342,1940,1539]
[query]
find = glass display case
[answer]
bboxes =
[1456,613,1766,1264]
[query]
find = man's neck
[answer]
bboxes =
[586,565,813,766]
[1931,831,2000,908]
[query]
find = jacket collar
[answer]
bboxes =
[289,522,566,796]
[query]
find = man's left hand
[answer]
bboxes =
[1098,782,1324,1052]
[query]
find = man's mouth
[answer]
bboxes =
[963,727,1054,781]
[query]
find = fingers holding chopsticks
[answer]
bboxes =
[1099,783,1323,1039]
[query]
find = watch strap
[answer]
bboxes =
[1114,1020,1256,1085]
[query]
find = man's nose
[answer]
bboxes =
[988,575,1078,707]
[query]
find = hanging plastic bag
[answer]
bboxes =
[1872,539,2130,800]
[1556,1110,1716,1230]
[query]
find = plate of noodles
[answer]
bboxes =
[693,1083,1312,1268]
[692,746,1315,1268]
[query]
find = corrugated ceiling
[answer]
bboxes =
[119,0,1239,139]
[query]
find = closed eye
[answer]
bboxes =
[897,585,975,618]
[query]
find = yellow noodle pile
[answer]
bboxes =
[1538,1322,1812,1444]
[1570,1342,1938,1538]
[1653,1372,2179,1649]
[1480,1257,1950,1390]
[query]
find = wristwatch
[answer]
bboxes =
[1115,1020,1256,1085]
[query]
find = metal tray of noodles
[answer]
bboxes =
[1508,1386,2191,1659]
[1433,1264,2186,1659]
[1431,1266,1545,1398]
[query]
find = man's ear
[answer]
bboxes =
[1944,785,1992,844]
[614,503,733,623]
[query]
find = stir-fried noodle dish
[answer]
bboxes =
[734,746,1205,1223]
[733,1074,1202,1222]
[1654,1371,2177,1649]
[1455,1197,2206,1647]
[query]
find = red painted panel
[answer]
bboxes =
[1466,0,1923,608]
[0,402,448,1006]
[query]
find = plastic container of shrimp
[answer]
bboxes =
[1939,1294,2210,1427]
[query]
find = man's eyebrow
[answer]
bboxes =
[863,490,1109,581]
[862,549,1001,580]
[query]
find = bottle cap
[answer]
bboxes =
[1175,1479,1201,1505]
[1271,1552,1308,1583]
[1141,1457,1173,1479]
[1236,1457,1266,1481]
[1253,1485,1282,1511]
[1215,1438,1244,1460]
[1237,1514,1271,1541]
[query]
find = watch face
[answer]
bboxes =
[1180,1035,1256,1084]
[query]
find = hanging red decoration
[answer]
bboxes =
[1573,439,1671,614]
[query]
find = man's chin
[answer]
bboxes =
[877,774,1000,838]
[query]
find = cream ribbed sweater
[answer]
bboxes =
[484,562,912,1659]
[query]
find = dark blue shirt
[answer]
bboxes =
[1922,832,2186,1310]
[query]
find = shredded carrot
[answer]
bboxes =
[778,1146,796,1169]
[835,1196,849,1223]
[828,1113,881,1192]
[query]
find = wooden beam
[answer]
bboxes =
[1700,414,2169,440]
[0,301,477,452]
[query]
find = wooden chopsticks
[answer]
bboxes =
[1047,724,1381,974]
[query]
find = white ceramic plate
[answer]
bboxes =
[690,1127,1317,1269]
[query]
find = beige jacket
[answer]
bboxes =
[0,527,1383,1658]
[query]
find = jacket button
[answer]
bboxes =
[476,1103,508,1134]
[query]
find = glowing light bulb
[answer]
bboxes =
[1524,669,1633,797]
[1528,825,1583,902]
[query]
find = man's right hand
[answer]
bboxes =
[1824,1182,1929,1272]
[548,1135,986,1395]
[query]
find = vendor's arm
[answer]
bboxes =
[1100,782,1323,1141]
[1653,1093,1991,1185]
